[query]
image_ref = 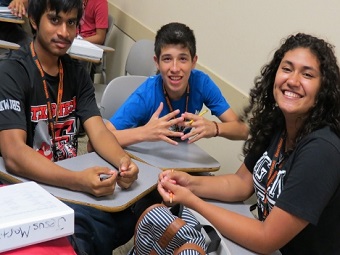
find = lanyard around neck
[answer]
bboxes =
[163,84,190,114]
[262,131,286,219]
[29,42,64,147]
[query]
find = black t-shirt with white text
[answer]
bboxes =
[245,126,340,254]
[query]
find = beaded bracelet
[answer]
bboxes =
[212,121,219,137]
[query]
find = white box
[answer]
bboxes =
[67,38,104,59]
[0,182,74,252]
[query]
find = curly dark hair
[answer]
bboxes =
[241,33,340,156]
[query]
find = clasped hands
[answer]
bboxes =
[144,102,216,145]
[157,169,194,206]
[78,156,139,197]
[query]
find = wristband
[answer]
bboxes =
[212,121,219,137]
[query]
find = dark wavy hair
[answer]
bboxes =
[154,22,196,61]
[241,33,340,156]
[28,0,83,35]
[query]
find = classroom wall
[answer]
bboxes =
[105,0,340,175]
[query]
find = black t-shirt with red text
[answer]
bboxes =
[0,45,100,161]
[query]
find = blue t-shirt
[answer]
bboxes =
[110,69,230,130]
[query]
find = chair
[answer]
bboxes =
[99,75,148,119]
[125,39,157,76]
[95,14,115,84]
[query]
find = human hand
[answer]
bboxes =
[143,102,184,145]
[180,112,215,143]
[8,0,27,18]
[79,166,119,197]
[117,155,139,189]
[157,169,195,206]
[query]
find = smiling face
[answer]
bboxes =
[273,47,321,123]
[31,8,78,59]
[154,44,197,100]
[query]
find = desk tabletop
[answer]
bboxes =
[125,141,220,172]
[68,53,101,63]
[0,153,162,212]
[94,43,115,52]
[0,15,24,24]
[0,39,20,50]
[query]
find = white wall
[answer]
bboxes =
[109,0,340,96]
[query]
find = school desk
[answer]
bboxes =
[0,15,24,24]
[0,152,161,212]
[125,140,220,172]
[0,39,20,50]
[67,39,114,64]
[67,52,102,63]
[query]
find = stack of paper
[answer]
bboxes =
[0,7,11,13]
[67,38,104,59]
[0,6,19,19]
[0,182,74,253]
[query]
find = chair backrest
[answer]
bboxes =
[125,39,157,76]
[104,14,115,46]
[96,14,115,84]
[100,75,148,119]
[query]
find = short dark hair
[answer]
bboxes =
[28,0,83,35]
[154,22,196,60]
[242,33,340,156]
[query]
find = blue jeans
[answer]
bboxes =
[0,0,11,6]
[65,190,162,255]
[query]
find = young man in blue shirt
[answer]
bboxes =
[105,22,248,147]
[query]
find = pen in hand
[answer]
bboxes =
[99,171,121,181]
[183,109,209,133]
[169,169,174,203]
[187,109,209,125]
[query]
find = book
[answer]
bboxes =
[0,182,74,253]
[67,38,103,59]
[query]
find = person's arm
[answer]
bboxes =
[215,108,249,139]
[104,102,185,147]
[82,28,106,45]
[189,197,307,254]
[84,115,139,188]
[0,129,118,197]
[81,0,108,45]
[158,164,308,254]
[8,0,28,18]
[159,163,254,203]
[181,108,249,143]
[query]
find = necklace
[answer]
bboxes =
[262,131,288,219]
[30,42,64,162]
[162,84,189,132]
